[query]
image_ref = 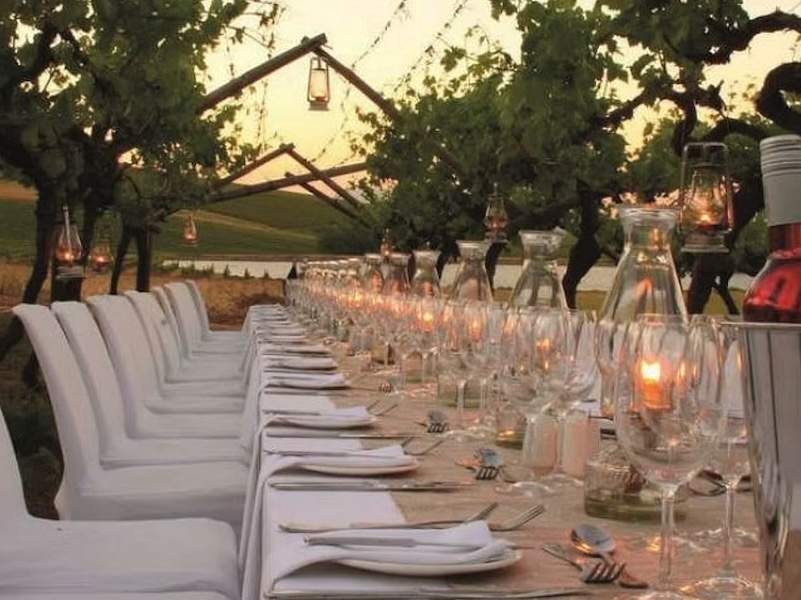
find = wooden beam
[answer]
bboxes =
[216,143,294,188]
[313,45,466,178]
[198,34,327,113]
[285,147,362,210]
[209,162,367,202]
[288,172,370,227]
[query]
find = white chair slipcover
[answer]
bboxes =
[0,594,231,600]
[185,279,247,342]
[124,291,245,385]
[12,304,247,530]
[52,301,247,466]
[0,408,239,599]
[87,295,245,417]
[163,283,245,356]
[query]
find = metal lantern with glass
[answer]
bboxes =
[183,212,199,246]
[307,56,330,111]
[679,142,734,253]
[54,204,85,280]
[484,185,509,242]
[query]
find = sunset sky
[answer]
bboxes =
[204,0,801,186]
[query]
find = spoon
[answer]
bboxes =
[570,523,649,589]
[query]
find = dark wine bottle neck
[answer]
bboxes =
[769,222,801,253]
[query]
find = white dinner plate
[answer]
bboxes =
[272,415,377,429]
[299,459,419,476]
[336,549,522,576]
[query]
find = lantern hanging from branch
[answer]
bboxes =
[183,212,199,246]
[307,56,331,111]
[679,142,733,253]
[88,211,113,273]
[484,184,509,242]
[54,204,85,280]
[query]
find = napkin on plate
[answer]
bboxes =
[264,406,373,429]
[267,444,415,475]
[264,372,348,390]
[270,521,513,581]
[264,356,337,371]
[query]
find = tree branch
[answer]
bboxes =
[3,24,58,91]
[756,62,801,135]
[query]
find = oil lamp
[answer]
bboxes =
[183,212,198,246]
[483,184,509,241]
[679,142,733,253]
[54,204,85,280]
[307,56,331,111]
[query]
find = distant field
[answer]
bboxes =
[0,181,355,259]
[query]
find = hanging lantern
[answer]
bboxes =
[483,184,509,241]
[307,56,331,111]
[379,228,393,261]
[87,211,114,273]
[679,142,734,253]
[54,204,85,280]
[183,212,199,246]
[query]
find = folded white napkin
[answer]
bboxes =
[264,356,337,371]
[259,334,307,345]
[261,343,330,355]
[257,323,305,334]
[265,372,348,390]
[264,406,374,429]
[268,445,415,474]
[271,521,512,582]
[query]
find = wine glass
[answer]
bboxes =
[436,300,474,441]
[461,301,493,439]
[615,314,725,599]
[681,318,763,599]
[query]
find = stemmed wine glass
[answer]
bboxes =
[615,314,725,599]
[682,318,763,599]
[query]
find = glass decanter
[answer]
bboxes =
[411,249,442,297]
[450,240,493,302]
[362,253,385,293]
[382,252,411,296]
[585,205,689,522]
[509,230,567,308]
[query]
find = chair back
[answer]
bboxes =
[164,282,204,350]
[185,280,212,337]
[12,304,101,515]
[52,301,132,445]
[87,295,160,402]
[153,286,191,359]
[0,409,29,522]
[125,291,185,378]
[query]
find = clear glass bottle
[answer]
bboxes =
[362,253,385,293]
[585,205,688,522]
[509,230,567,308]
[382,252,411,296]
[411,249,442,297]
[451,240,493,302]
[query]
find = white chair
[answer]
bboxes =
[0,408,239,599]
[185,279,247,342]
[163,283,245,356]
[124,291,245,385]
[88,295,245,416]
[13,304,246,530]
[52,301,246,466]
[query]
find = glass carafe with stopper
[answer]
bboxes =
[451,240,493,301]
[510,230,567,308]
[585,205,688,522]
[411,249,442,297]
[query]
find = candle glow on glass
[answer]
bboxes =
[638,359,669,410]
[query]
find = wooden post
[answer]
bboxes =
[197,34,327,113]
[285,147,362,210]
[216,143,294,188]
[313,46,466,178]
[210,162,367,202]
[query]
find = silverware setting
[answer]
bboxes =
[265,587,592,599]
[570,524,648,589]
[269,479,474,492]
[278,502,499,534]
[424,410,449,433]
[541,543,625,584]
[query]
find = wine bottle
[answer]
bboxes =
[742,135,801,322]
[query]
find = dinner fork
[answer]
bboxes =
[403,438,445,456]
[474,448,503,481]
[488,504,546,532]
[541,543,624,584]
[425,410,449,433]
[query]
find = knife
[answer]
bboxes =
[264,431,421,439]
[304,535,486,550]
[269,480,473,492]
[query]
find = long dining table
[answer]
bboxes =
[240,306,761,600]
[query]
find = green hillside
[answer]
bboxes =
[0,182,357,259]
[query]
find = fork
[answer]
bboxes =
[474,448,503,481]
[403,438,446,456]
[279,502,499,534]
[489,504,546,532]
[425,410,449,433]
[541,543,624,584]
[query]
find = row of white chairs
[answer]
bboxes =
[1,281,264,599]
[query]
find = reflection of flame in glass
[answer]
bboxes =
[183,213,198,245]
